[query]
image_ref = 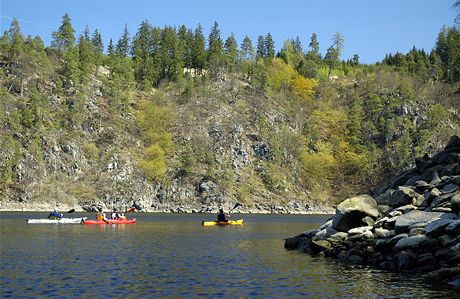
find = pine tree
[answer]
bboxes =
[265,33,275,59]
[208,21,224,74]
[51,13,75,52]
[91,29,104,68]
[77,33,95,82]
[108,39,114,56]
[132,20,154,88]
[116,23,130,57]
[324,46,338,77]
[309,33,320,54]
[178,25,194,69]
[160,26,182,81]
[192,24,206,73]
[240,35,254,61]
[224,33,238,72]
[256,35,265,60]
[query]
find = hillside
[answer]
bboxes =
[0,16,459,212]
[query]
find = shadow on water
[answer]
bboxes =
[1,212,458,298]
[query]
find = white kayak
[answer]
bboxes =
[27,217,87,224]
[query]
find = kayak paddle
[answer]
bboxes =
[65,209,75,214]
[229,203,241,212]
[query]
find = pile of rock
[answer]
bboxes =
[285,135,460,287]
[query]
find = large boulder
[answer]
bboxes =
[332,195,379,232]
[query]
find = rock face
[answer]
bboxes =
[285,135,460,288]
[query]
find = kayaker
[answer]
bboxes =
[217,209,229,222]
[48,209,63,220]
[119,213,127,220]
[97,210,108,221]
[111,209,120,220]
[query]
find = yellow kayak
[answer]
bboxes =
[201,219,244,226]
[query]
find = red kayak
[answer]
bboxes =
[82,218,136,225]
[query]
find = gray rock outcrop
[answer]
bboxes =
[285,135,460,288]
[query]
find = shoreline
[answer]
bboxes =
[0,203,334,215]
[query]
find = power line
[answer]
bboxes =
[1,15,57,30]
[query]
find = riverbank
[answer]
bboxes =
[0,201,334,214]
[285,135,460,288]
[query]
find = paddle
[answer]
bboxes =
[229,203,241,213]
[65,209,75,214]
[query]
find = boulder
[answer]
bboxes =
[394,235,430,251]
[332,195,378,232]
[374,228,395,239]
[375,189,395,205]
[389,186,418,207]
[441,183,459,194]
[394,210,455,234]
[424,219,456,237]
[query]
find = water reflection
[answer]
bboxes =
[0,213,457,298]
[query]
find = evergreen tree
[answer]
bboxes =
[256,35,265,60]
[77,33,95,82]
[240,35,254,61]
[309,33,320,54]
[352,54,359,66]
[224,33,238,72]
[108,38,115,56]
[91,29,103,53]
[116,23,130,57]
[51,13,75,52]
[91,29,104,68]
[265,33,275,59]
[192,24,206,73]
[208,21,224,74]
[324,46,338,77]
[160,26,182,81]
[178,25,194,69]
[132,20,154,88]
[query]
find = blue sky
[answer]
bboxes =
[0,0,456,64]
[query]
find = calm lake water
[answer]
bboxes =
[0,212,457,298]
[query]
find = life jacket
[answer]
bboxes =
[97,212,102,221]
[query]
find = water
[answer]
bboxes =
[0,212,457,298]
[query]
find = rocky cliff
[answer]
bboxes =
[285,135,460,287]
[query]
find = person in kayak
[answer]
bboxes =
[48,209,63,220]
[111,209,120,220]
[217,209,230,222]
[97,210,108,221]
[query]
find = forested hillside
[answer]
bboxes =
[0,14,459,212]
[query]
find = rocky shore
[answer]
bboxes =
[0,200,333,215]
[285,135,460,288]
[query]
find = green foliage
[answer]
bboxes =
[51,13,75,52]
[135,97,175,181]
[139,144,167,180]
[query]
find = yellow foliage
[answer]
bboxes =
[266,58,317,102]
[310,107,348,140]
[335,141,368,175]
[291,74,317,101]
[267,58,296,91]
[139,144,167,181]
[299,143,337,182]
